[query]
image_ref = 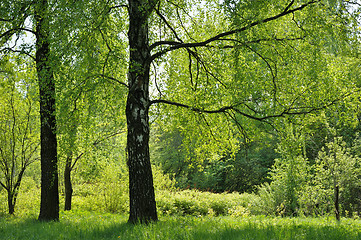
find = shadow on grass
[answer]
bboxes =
[0,212,129,240]
[1,213,360,240]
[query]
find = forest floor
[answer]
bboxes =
[0,210,360,240]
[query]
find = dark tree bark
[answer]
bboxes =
[6,169,25,215]
[7,191,15,215]
[35,0,59,221]
[63,115,77,211]
[64,154,73,211]
[126,0,158,224]
[334,184,340,221]
[7,188,20,215]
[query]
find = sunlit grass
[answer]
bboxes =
[1,211,360,240]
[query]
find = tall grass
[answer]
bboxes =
[1,178,361,239]
[1,211,360,240]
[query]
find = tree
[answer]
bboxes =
[53,0,128,211]
[126,0,158,223]
[1,0,359,223]
[270,123,309,216]
[34,0,59,221]
[125,0,359,223]
[1,0,128,219]
[315,136,361,221]
[151,125,276,192]
[1,0,59,220]
[0,56,39,215]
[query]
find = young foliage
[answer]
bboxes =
[268,122,309,216]
[0,56,39,215]
[314,136,361,220]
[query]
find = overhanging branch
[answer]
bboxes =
[0,47,35,60]
[149,90,354,122]
[149,0,319,62]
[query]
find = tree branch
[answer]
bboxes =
[70,130,125,170]
[0,180,8,191]
[155,8,183,43]
[149,0,319,62]
[0,28,36,40]
[98,74,129,88]
[150,90,354,122]
[0,47,35,60]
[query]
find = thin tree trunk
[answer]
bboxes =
[64,155,73,211]
[7,191,14,215]
[334,184,340,221]
[126,0,158,224]
[35,0,59,221]
[8,169,25,215]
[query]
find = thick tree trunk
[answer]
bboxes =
[35,0,59,221]
[126,0,158,224]
[64,155,73,211]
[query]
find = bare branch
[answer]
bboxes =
[150,41,181,50]
[242,43,278,100]
[345,1,361,7]
[152,61,163,98]
[0,17,15,22]
[224,111,251,143]
[108,4,128,12]
[0,28,36,40]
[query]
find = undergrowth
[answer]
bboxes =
[0,211,360,240]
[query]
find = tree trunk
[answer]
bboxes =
[35,0,59,221]
[334,184,340,221]
[7,191,14,215]
[7,170,24,215]
[64,155,73,211]
[126,0,158,224]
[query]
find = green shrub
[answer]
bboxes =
[1,164,263,218]
[253,182,278,216]
[156,189,258,217]
[228,205,250,217]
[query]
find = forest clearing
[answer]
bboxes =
[2,213,361,240]
[1,0,361,238]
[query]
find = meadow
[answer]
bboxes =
[1,210,361,240]
[1,177,361,240]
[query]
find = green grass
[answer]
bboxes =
[1,211,360,240]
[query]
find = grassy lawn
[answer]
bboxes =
[1,211,361,240]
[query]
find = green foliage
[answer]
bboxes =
[0,55,39,214]
[1,212,361,240]
[309,136,361,216]
[151,125,276,193]
[1,0,361,223]
[63,162,175,214]
[156,189,259,217]
[258,117,361,217]
[253,182,278,216]
[265,123,309,216]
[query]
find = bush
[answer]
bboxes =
[156,189,260,217]
[1,163,263,218]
